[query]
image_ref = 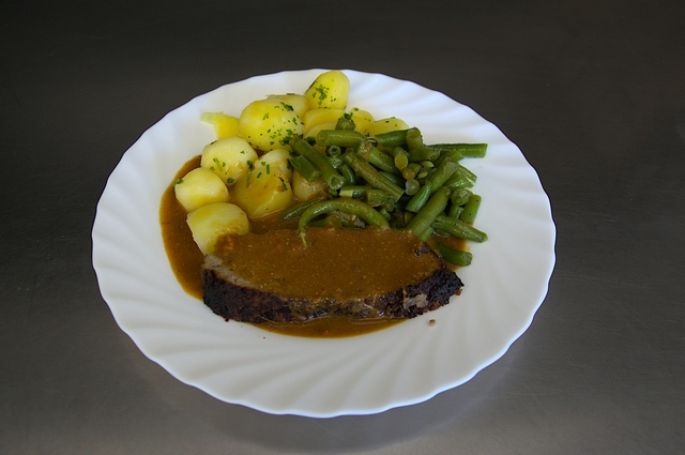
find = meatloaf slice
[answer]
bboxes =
[202,227,463,323]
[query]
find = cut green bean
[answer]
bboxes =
[448,205,463,220]
[326,144,342,157]
[404,179,420,195]
[327,155,343,169]
[342,151,404,201]
[444,174,474,189]
[289,155,321,182]
[292,138,345,191]
[379,170,404,187]
[434,241,473,266]
[460,194,482,224]
[317,129,365,147]
[416,170,428,179]
[402,163,421,181]
[405,160,458,212]
[432,215,487,242]
[420,160,435,169]
[456,164,477,182]
[339,185,367,198]
[281,198,326,220]
[450,188,472,207]
[408,146,440,162]
[429,143,488,158]
[405,127,423,151]
[298,198,389,233]
[407,187,450,236]
[374,129,408,148]
[366,188,395,209]
[393,147,409,170]
[418,226,434,242]
[357,141,397,173]
[338,163,356,185]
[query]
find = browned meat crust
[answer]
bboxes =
[202,255,462,323]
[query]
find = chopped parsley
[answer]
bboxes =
[280,102,294,111]
[175,178,183,185]
[226,177,235,184]
[265,163,271,175]
[246,160,254,170]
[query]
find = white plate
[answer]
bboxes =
[92,69,555,417]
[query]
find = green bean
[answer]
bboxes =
[432,215,487,242]
[405,127,423,151]
[298,198,389,233]
[402,163,421,181]
[405,160,458,212]
[391,210,414,229]
[418,226,434,242]
[328,155,343,169]
[374,129,408,148]
[416,170,429,179]
[292,138,345,190]
[281,198,326,220]
[393,147,409,170]
[338,163,356,185]
[460,194,482,224]
[342,151,404,201]
[428,143,488,158]
[456,164,477,182]
[448,205,463,220]
[434,241,473,266]
[378,207,392,221]
[408,146,440,162]
[407,187,450,236]
[404,179,420,195]
[420,160,435,169]
[335,116,355,131]
[339,185,366,198]
[434,148,462,164]
[444,174,474,189]
[450,188,472,207]
[327,145,342,157]
[357,141,397,173]
[366,188,395,209]
[379,170,404,187]
[289,155,321,182]
[317,129,365,147]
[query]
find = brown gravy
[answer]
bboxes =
[160,156,462,337]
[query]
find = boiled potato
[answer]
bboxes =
[200,112,240,139]
[239,98,304,152]
[200,137,258,185]
[256,148,290,175]
[367,117,409,136]
[304,71,349,109]
[303,108,345,135]
[231,149,293,219]
[174,168,229,212]
[292,171,326,201]
[186,202,249,254]
[267,94,308,117]
[348,108,374,135]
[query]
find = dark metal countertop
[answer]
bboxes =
[2,1,683,453]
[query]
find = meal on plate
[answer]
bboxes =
[160,70,488,336]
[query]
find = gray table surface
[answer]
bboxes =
[2,1,683,453]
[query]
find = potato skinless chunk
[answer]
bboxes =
[200,137,258,185]
[174,168,229,212]
[292,171,326,201]
[348,108,374,135]
[266,94,309,117]
[231,149,293,219]
[305,70,349,109]
[239,98,304,152]
[200,112,240,139]
[303,108,345,135]
[186,202,249,254]
[367,117,409,136]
